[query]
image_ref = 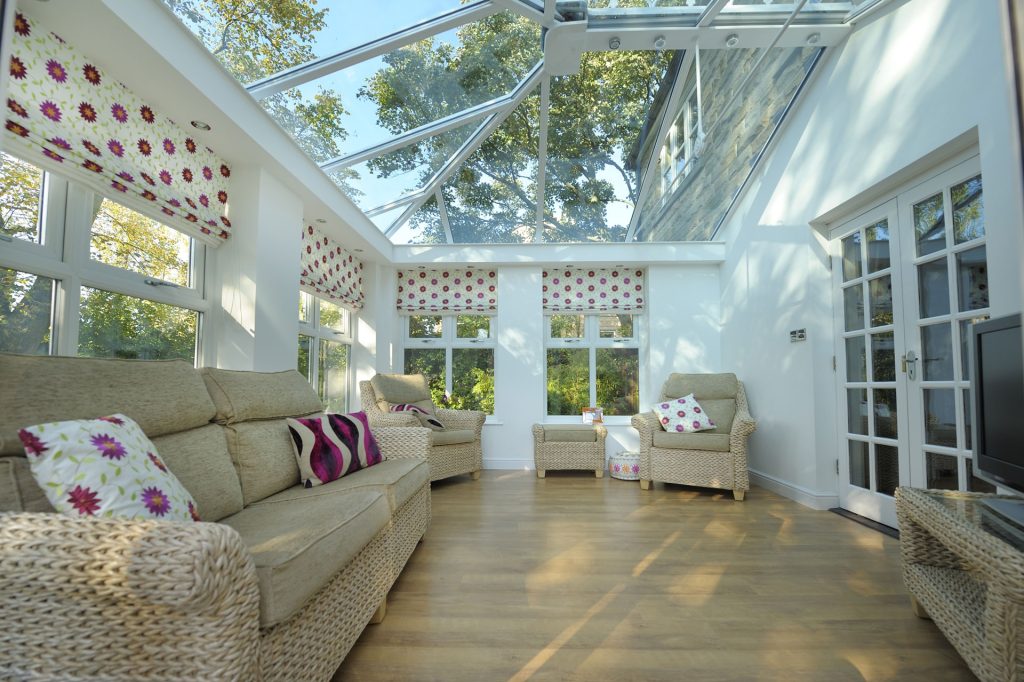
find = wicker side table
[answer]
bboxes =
[532,424,607,478]
[895,487,1024,682]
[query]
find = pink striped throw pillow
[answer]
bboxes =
[286,412,382,488]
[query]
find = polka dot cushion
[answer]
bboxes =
[651,393,716,433]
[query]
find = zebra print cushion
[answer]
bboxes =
[285,412,382,488]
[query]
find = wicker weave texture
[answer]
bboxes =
[361,380,484,482]
[896,487,1024,682]
[632,380,755,496]
[532,424,607,473]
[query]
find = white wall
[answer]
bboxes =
[715,0,1024,508]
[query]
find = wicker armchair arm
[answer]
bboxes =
[631,412,659,445]
[436,408,485,435]
[731,407,757,438]
[0,512,259,613]
[375,426,431,460]
[367,412,420,428]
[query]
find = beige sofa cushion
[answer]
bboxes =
[201,368,322,423]
[221,488,390,628]
[0,354,215,456]
[542,425,598,443]
[701,399,737,434]
[151,424,244,522]
[0,456,53,512]
[249,458,428,513]
[222,420,301,506]
[652,432,731,452]
[370,374,434,414]
[432,429,476,446]
[661,373,738,401]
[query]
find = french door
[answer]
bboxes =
[833,156,994,528]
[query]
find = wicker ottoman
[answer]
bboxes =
[532,424,607,478]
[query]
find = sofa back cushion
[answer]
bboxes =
[151,424,244,521]
[370,373,434,414]
[661,373,738,401]
[201,368,323,423]
[223,420,301,506]
[0,353,215,457]
[0,456,53,513]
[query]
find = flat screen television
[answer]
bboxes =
[971,313,1024,525]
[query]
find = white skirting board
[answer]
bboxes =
[748,468,838,511]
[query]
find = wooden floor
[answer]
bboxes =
[334,471,974,681]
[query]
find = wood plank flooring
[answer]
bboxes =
[334,471,975,681]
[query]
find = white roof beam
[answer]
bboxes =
[247,1,497,100]
[366,190,426,217]
[576,23,849,52]
[436,189,455,244]
[697,0,732,28]
[493,0,555,28]
[533,76,551,243]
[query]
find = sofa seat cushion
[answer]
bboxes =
[221,488,389,628]
[249,458,428,513]
[542,425,598,443]
[431,429,476,446]
[652,432,731,452]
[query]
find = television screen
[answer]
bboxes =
[973,314,1024,494]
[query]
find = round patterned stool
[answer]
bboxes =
[609,451,641,481]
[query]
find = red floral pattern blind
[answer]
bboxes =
[542,267,645,312]
[396,268,497,313]
[4,11,233,246]
[300,225,364,311]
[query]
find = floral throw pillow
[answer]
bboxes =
[389,403,445,431]
[18,414,200,522]
[286,412,383,488]
[651,394,716,433]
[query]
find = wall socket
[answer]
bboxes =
[790,329,807,342]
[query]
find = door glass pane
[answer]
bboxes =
[319,300,347,333]
[913,192,946,256]
[598,314,634,339]
[847,388,868,436]
[866,221,891,273]
[452,348,494,414]
[298,334,312,381]
[960,316,989,378]
[404,348,446,406]
[78,288,198,362]
[956,246,988,312]
[845,336,866,382]
[841,232,862,281]
[91,199,192,286]
[921,323,953,381]
[843,284,864,332]
[299,292,313,324]
[0,152,44,243]
[966,458,997,493]
[0,267,53,354]
[923,388,957,447]
[547,348,589,415]
[456,315,491,339]
[870,332,895,382]
[319,339,350,413]
[409,315,443,338]
[952,175,984,244]
[596,348,639,415]
[868,276,893,327]
[963,389,973,451]
[849,440,869,489]
[873,389,898,439]
[926,452,958,490]
[918,258,950,318]
[875,444,899,497]
[550,314,585,339]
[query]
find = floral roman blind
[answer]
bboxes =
[396,268,497,314]
[300,225,364,311]
[542,267,646,312]
[4,11,232,246]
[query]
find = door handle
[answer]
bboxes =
[902,350,918,380]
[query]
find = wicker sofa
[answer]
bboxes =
[361,374,484,482]
[0,353,432,681]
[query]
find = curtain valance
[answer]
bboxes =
[300,225,364,311]
[396,268,497,314]
[4,11,232,246]
[542,267,645,313]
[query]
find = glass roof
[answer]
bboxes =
[166,0,882,244]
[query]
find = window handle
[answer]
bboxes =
[144,278,179,288]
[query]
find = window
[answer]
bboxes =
[298,292,353,412]
[546,314,640,417]
[0,153,207,363]
[403,314,494,414]
[655,87,699,204]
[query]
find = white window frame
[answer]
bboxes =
[0,158,209,364]
[298,291,355,412]
[655,85,699,204]
[544,312,643,424]
[401,313,496,415]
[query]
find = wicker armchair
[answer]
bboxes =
[632,372,756,500]
[360,374,484,482]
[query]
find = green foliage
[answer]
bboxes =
[0,153,42,241]
[547,348,589,415]
[78,288,197,361]
[91,199,191,285]
[0,268,52,355]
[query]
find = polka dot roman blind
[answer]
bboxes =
[3,11,233,246]
[300,225,364,311]
[542,267,646,313]
[396,268,497,314]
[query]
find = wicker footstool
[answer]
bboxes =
[532,424,607,478]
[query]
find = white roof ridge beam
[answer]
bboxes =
[386,60,545,238]
[247,1,497,101]
[697,0,732,28]
[320,94,513,173]
[624,49,696,243]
